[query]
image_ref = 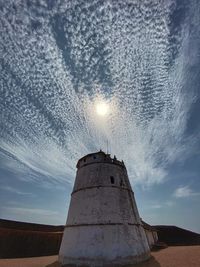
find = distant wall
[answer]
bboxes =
[144,229,158,248]
[155,226,200,246]
[0,227,63,258]
[0,219,64,232]
[145,230,155,247]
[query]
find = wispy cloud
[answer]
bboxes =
[173,185,199,198]
[1,186,34,196]
[0,206,64,224]
[1,207,59,217]
[0,0,199,188]
[148,200,174,209]
[166,201,174,207]
[0,139,75,184]
[150,204,162,209]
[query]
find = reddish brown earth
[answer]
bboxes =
[139,246,200,267]
[0,246,199,267]
[0,255,57,267]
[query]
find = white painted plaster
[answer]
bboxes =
[59,152,150,266]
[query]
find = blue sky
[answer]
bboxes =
[0,0,200,233]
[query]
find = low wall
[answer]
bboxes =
[155,226,200,246]
[0,227,63,258]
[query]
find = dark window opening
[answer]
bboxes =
[83,159,86,162]
[110,176,115,184]
[93,156,96,159]
[120,179,123,187]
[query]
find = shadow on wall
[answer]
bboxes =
[136,256,161,267]
[45,256,161,267]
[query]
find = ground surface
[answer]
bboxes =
[0,246,199,267]
[0,255,57,267]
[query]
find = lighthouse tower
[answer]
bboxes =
[59,151,150,266]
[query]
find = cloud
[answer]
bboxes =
[0,0,199,188]
[147,201,174,210]
[0,138,75,184]
[1,207,58,217]
[173,186,199,198]
[150,204,162,209]
[1,186,34,196]
[166,201,174,207]
[0,206,64,224]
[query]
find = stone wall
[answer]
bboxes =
[0,227,62,258]
[59,152,150,266]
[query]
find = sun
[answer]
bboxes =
[96,101,109,117]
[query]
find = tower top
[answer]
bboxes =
[76,150,125,169]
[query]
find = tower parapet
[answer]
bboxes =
[76,150,125,169]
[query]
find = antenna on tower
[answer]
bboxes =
[106,139,108,154]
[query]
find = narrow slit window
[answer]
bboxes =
[110,176,115,184]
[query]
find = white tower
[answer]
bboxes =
[59,151,150,266]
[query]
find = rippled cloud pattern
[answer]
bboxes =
[0,0,200,186]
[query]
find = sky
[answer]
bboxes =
[0,0,200,233]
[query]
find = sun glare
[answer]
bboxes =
[96,101,109,117]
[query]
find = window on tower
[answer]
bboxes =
[110,176,115,184]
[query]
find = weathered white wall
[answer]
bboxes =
[153,231,158,243]
[145,229,158,248]
[59,152,150,266]
[60,225,150,266]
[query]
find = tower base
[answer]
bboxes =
[59,224,150,267]
[60,253,151,267]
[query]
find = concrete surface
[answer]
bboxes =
[59,152,150,266]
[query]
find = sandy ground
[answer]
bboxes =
[0,246,199,267]
[0,255,57,267]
